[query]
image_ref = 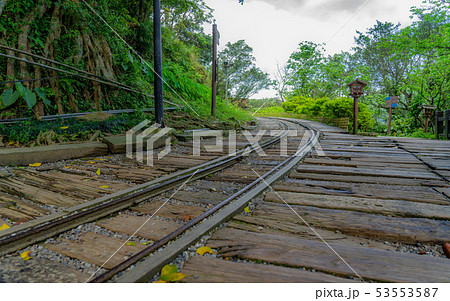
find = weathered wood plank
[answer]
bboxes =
[171,191,229,205]
[132,201,206,220]
[311,152,420,163]
[181,256,357,283]
[303,158,427,170]
[296,164,439,180]
[273,183,450,205]
[97,214,181,241]
[250,203,450,244]
[0,178,81,207]
[208,228,450,282]
[290,171,448,187]
[228,219,396,251]
[265,191,450,219]
[46,232,146,269]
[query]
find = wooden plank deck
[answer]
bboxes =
[181,120,450,283]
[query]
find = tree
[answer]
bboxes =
[217,40,271,101]
[286,41,325,98]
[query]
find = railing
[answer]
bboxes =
[436,110,450,139]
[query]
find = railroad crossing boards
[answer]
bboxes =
[385,96,399,108]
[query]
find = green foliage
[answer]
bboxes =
[0,89,20,109]
[246,98,281,112]
[255,106,284,115]
[320,98,374,132]
[282,96,374,132]
[277,0,450,138]
[0,112,151,145]
[0,0,251,129]
[217,40,272,101]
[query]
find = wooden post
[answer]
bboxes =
[436,111,444,139]
[446,109,450,139]
[387,104,393,136]
[353,97,358,135]
[211,23,218,116]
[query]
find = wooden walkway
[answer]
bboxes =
[181,120,450,283]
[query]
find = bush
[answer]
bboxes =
[255,106,285,115]
[282,96,374,132]
[321,97,374,132]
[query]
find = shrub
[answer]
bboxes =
[282,96,374,132]
[320,97,374,132]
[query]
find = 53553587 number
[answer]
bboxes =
[375,288,438,298]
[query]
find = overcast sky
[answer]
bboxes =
[203,0,423,98]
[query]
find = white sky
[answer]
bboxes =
[203,0,424,98]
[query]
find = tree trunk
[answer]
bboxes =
[44,4,63,114]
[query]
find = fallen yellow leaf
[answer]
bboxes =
[161,264,178,276]
[100,185,109,189]
[29,163,42,167]
[153,279,168,283]
[196,246,215,256]
[96,168,101,175]
[88,161,96,164]
[60,126,69,130]
[21,251,31,261]
[183,214,191,222]
[126,241,136,246]
[0,224,10,231]
[160,273,185,282]
[244,206,251,213]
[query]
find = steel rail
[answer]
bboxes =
[93,118,319,283]
[0,120,290,256]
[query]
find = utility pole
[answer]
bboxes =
[211,22,219,116]
[153,0,164,126]
[223,61,231,107]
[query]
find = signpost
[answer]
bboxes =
[422,105,436,133]
[347,79,367,135]
[385,96,399,136]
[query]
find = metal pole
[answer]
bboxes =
[353,97,358,135]
[211,23,218,116]
[153,0,164,126]
[387,104,392,136]
[225,66,228,107]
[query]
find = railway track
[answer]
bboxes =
[0,118,318,282]
[178,119,450,283]
[2,117,448,283]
